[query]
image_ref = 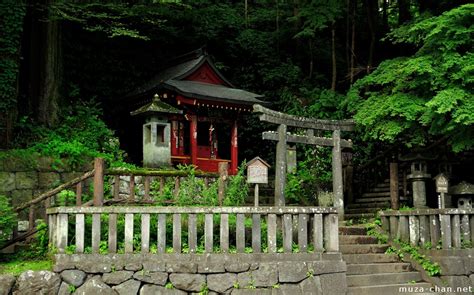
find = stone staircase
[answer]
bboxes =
[340,225,433,295]
[345,179,408,220]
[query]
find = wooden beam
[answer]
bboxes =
[262,132,353,148]
[190,114,198,166]
[254,104,355,131]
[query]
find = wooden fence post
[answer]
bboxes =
[332,130,344,219]
[390,162,400,210]
[218,162,228,206]
[93,158,104,206]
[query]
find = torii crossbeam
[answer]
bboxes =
[254,104,355,219]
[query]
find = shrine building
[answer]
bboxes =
[128,50,265,174]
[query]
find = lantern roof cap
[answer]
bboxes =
[130,94,183,116]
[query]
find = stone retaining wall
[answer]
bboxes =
[0,157,92,219]
[426,249,474,291]
[0,253,347,294]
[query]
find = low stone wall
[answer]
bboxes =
[0,157,91,219]
[426,249,474,292]
[0,253,347,294]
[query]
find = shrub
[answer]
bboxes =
[0,195,17,246]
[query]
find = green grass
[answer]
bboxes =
[0,259,52,276]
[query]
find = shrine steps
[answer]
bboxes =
[340,225,437,295]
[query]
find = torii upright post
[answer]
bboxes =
[254,104,355,220]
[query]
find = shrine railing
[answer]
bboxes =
[47,206,339,255]
[380,209,474,249]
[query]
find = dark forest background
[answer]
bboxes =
[1,0,472,181]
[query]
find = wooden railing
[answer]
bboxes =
[380,209,474,249]
[47,206,339,255]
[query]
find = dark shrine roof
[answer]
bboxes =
[130,51,265,107]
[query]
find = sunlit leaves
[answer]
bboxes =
[346,4,474,152]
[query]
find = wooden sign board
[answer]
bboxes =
[435,173,449,193]
[247,157,270,184]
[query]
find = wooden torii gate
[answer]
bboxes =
[254,104,355,218]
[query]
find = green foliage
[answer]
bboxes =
[345,4,474,152]
[2,102,131,169]
[20,220,49,259]
[285,148,332,205]
[0,259,52,275]
[365,218,389,244]
[0,0,25,113]
[387,241,442,277]
[224,162,248,206]
[0,195,17,246]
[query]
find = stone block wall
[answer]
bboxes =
[0,156,92,220]
[0,253,347,294]
[427,249,474,292]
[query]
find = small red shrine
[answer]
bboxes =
[129,50,265,175]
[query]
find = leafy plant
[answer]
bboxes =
[387,240,441,276]
[0,195,17,246]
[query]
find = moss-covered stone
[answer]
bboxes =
[15,172,38,189]
[0,172,15,193]
[38,172,61,189]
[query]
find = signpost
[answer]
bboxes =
[247,157,270,207]
[434,173,449,208]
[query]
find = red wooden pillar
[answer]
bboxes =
[178,122,185,155]
[230,120,238,175]
[171,121,178,156]
[190,115,198,166]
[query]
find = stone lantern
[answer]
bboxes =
[407,161,431,208]
[131,94,182,168]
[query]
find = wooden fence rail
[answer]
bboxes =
[47,206,339,255]
[380,209,474,249]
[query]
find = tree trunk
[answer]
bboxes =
[331,24,336,90]
[398,0,411,25]
[365,0,377,74]
[350,0,356,84]
[37,0,62,126]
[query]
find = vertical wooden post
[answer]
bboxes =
[283,214,292,252]
[157,214,166,253]
[298,214,308,252]
[205,214,213,253]
[113,176,120,200]
[236,213,245,253]
[267,214,277,253]
[190,114,198,167]
[75,214,84,253]
[440,214,452,249]
[141,214,150,253]
[275,124,287,206]
[91,214,101,253]
[108,214,117,253]
[29,205,34,230]
[129,175,135,201]
[332,130,344,219]
[125,213,134,253]
[451,215,461,248]
[324,213,339,252]
[93,158,104,206]
[220,214,229,253]
[171,120,178,156]
[57,213,68,254]
[188,214,197,253]
[230,120,238,175]
[313,214,324,252]
[76,182,82,205]
[254,184,259,207]
[252,214,261,253]
[390,162,400,210]
[173,214,181,253]
[218,162,228,206]
[144,176,151,201]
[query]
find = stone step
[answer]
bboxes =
[343,254,400,264]
[369,186,402,193]
[340,244,389,254]
[347,202,390,209]
[355,197,391,203]
[361,191,391,198]
[346,263,412,275]
[344,213,376,220]
[339,226,367,235]
[347,272,422,287]
[347,283,433,295]
[345,207,383,214]
[339,235,379,245]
